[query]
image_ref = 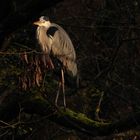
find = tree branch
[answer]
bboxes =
[0,92,140,137]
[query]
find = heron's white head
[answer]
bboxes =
[33,16,51,28]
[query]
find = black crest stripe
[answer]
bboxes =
[47,26,58,37]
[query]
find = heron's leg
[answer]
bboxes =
[55,81,61,106]
[61,68,66,108]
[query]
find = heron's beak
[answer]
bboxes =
[33,21,42,26]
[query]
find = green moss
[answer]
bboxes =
[60,108,110,127]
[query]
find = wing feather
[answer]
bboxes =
[50,23,78,77]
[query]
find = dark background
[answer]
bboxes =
[0,0,140,139]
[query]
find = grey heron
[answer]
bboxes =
[33,16,78,108]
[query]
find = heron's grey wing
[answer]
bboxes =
[49,24,75,59]
[50,24,78,77]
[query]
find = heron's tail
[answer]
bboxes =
[65,72,79,89]
[64,59,80,89]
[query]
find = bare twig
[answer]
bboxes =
[95,92,104,121]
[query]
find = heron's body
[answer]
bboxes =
[36,23,77,77]
[34,16,78,108]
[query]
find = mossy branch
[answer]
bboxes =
[0,92,140,137]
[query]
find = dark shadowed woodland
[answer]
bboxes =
[0,0,140,139]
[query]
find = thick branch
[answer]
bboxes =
[0,92,140,137]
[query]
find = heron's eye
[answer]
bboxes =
[40,19,46,23]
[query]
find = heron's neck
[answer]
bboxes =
[44,21,51,28]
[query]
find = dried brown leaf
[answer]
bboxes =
[20,52,28,64]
